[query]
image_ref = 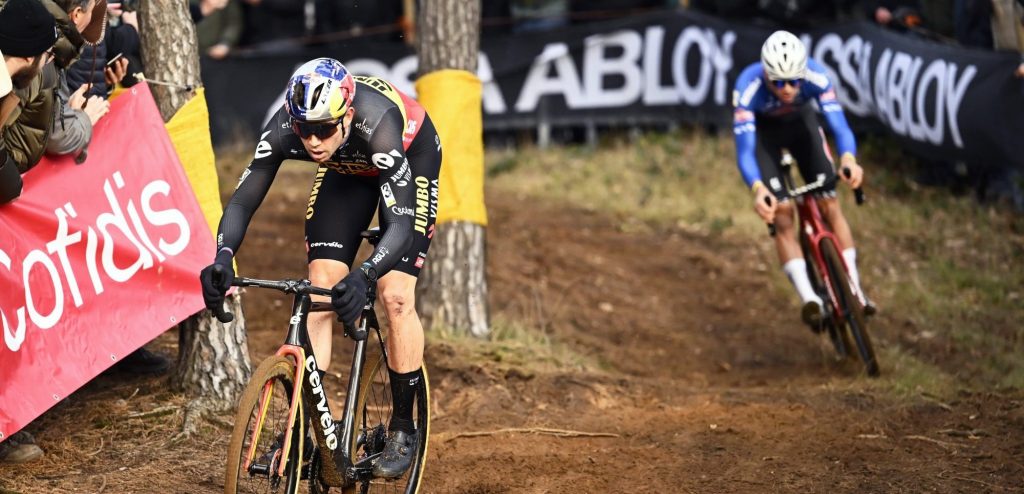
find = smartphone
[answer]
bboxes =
[106,53,125,67]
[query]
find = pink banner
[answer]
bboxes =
[0,83,213,441]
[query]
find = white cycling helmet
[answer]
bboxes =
[760,30,807,81]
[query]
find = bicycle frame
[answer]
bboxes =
[775,166,865,320]
[792,192,855,318]
[239,279,382,488]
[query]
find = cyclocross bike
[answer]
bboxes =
[219,229,430,494]
[768,158,879,377]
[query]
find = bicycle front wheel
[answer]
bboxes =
[821,240,880,376]
[802,234,854,359]
[344,332,430,494]
[226,356,305,494]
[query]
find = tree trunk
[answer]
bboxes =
[415,1,490,337]
[138,0,202,121]
[416,222,489,336]
[139,0,250,417]
[416,0,479,75]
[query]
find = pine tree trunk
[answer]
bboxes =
[416,221,489,336]
[415,0,490,337]
[175,296,250,404]
[416,0,479,75]
[139,0,250,415]
[138,0,202,121]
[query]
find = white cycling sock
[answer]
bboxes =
[783,258,823,306]
[842,248,865,297]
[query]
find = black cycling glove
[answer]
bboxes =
[199,251,235,312]
[331,268,370,325]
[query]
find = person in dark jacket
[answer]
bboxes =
[47,0,112,161]
[1,0,60,207]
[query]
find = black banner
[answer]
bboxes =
[203,9,1024,170]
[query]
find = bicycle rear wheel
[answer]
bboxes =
[820,240,880,376]
[344,330,430,494]
[226,356,305,494]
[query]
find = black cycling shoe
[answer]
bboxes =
[801,300,824,330]
[110,347,172,375]
[372,430,417,479]
[863,298,877,317]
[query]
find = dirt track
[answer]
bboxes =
[2,174,1022,493]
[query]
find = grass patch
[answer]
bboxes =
[486,127,1024,391]
[870,346,958,399]
[431,316,592,373]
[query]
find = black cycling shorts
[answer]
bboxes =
[754,104,838,201]
[304,116,441,277]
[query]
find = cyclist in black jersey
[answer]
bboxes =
[199,58,440,478]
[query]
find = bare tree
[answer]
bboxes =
[139,0,250,434]
[415,0,490,337]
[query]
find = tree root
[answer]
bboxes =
[437,427,619,443]
[172,397,226,442]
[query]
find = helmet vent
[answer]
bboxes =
[290,81,306,112]
[310,83,325,107]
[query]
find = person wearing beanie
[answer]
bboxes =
[0,0,60,92]
[0,0,59,206]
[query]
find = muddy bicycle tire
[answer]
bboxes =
[226,356,305,494]
[820,240,880,377]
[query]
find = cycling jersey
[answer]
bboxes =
[732,59,856,189]
[217,76,441,277]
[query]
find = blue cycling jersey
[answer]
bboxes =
[732,59,857,188]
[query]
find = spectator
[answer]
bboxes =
[194,0,242,59]
[314,0,404,43]
[47,0,112,162]
[510,0,568,33]
[0,0,58,463]
[66,0,138,100]
[955,0,995,47]
[239,0,308,52]
[865,0,925,31]
[988,0,1024,76]
[0,0,60,206]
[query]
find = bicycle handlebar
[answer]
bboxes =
[765,171,866,236]
[213,277,369,340]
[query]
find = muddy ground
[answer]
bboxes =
[2,169,1022,493]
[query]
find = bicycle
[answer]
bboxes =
[768,158,879,377]
[219,229,430,493]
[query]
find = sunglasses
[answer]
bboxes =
[291,118,342,140]
[770,78,803,89]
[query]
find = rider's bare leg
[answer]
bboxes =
[773,200,802,264]
[377,271,425,373]
[308,259,349,372]
[775,201,824,319]
[374,270,424,478]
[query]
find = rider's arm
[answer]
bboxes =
[732,68,766,191]
[733,107,763,191]
[361,108,414,276]
[215,116,286,258]
[807,61,857,160]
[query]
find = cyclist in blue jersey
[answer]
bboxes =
[733,30,874,327]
